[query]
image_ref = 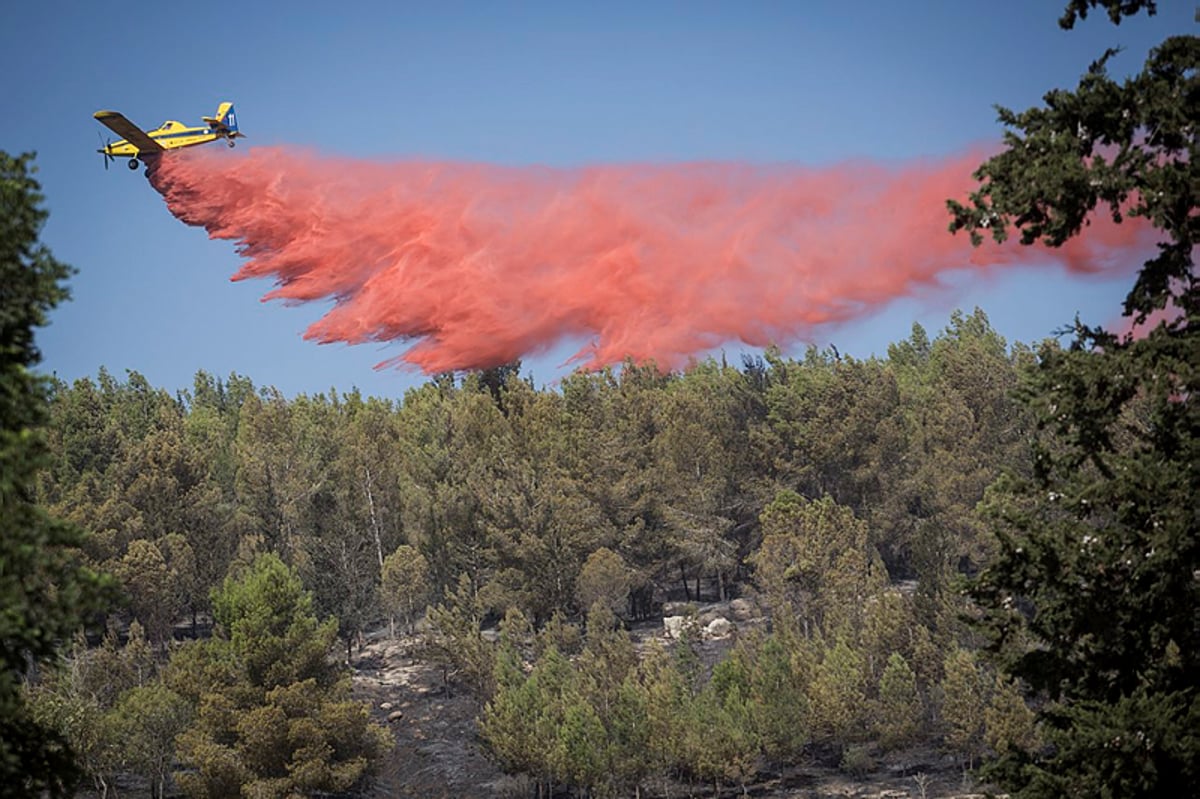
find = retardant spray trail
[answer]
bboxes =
[149,147,1155,374]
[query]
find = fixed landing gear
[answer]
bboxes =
[128,158,140,170]
[227,139,236,148]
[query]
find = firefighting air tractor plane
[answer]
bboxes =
[94,102,243,171]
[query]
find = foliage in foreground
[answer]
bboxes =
[0,151,111,797]
[165,554,392,798]
[953,6,1198,796]
[27,622,191,798]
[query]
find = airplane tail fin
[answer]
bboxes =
[204,102,243,138]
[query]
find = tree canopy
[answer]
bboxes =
[168,553,391,798]
[953,8,1198,797]
[0,151,111,797]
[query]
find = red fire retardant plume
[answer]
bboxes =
[149,147,1156,374]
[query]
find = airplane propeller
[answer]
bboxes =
[96,131,114,170]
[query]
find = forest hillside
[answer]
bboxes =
[28,315,1041,797]
[3,3,1195,795]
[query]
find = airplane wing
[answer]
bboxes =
[93,111,164,152]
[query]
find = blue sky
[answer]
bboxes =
[3,1,1192,398]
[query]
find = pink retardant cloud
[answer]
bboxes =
[149,147,1158,374]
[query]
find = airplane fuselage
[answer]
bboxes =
[102,121,229,158]
[95,103,242,170]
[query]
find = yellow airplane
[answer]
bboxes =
[94,102,243,171]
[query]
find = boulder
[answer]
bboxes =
[387,710,404,723]
[663,615,686,639]
[698,602,732,625]
[704,617,734,639]
[728,597,759,622]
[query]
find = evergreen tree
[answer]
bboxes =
[426,573,496,698]
[575,546,632,619]
[480,615,544,780]
[577,602,637,723]
[745,632,810,761]
[167,554,391,798]
[110,683,192,799]
[983,674,1039,758]
[0,151,111,797]
[483,603,650,798]
[952,6,1197,795]
[876,652,921,751]
[380,542,431,637]
[807,636,868,746]
[686,673,760,794]
[639,642,689,786]
[752,491,881,637]
[607,672,653,795]
[114,537,179,651]
[940,647,989,772]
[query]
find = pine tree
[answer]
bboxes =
[983,674,1039,758]
[575,547,632,619]
[953,7,1198,795]
[876,652,921,751]
[167,554,391,798]
[746,632,810,761]
[480,620,544,780]
[380,543,430,637]
[0,151,111,797]
[941,647,989,771]
[114,537,179,651]
[807,636,867,746]
[110,683,191,799]
[426,573,496,698]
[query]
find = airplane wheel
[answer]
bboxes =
[228,140,236,148]
[128,158,140,170]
